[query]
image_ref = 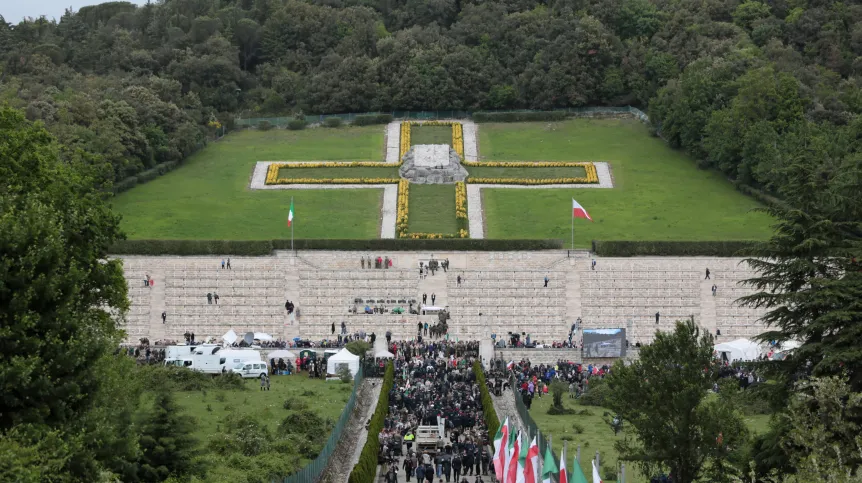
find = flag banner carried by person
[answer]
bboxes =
[506,430,522,483]
[494,417,510,480]
[507,360,515,371]
[287,199,295,227]
[572,198,593,221]
[591,459,603,483]
[569,456,588,483]
[541,444,559,483]
[524,436,540,483]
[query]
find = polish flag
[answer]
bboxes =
[572,199,592,221]
[591,459,603,483]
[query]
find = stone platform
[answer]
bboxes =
[399,145,469,184]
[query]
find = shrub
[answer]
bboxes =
[258,120,273,131]
[323,117,343,128]
[287,118,307,130]
[592,240,758,257]
[273,238,564,251]
[352,114,393,126]
[348,362,393,483]
[472,111,568,123]
[283,399,309,411]
[136,365,247,392]
[560,435,574,441]
[112,176,138,193]
[109,239,273,255]
[473,362,500,440]
[580,379,611,407]
[337,366,353,383]
[571,422,585,434]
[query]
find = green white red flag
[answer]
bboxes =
[287,199,295,227]
[524,436,540,483]
[493,417,510,480]
[541,445,559,483]
[506,430,522,483]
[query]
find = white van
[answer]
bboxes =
[232,361,269,379]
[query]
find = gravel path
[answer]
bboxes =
[490,388,528,439]
[319,378,382,483]
[380,185,398,239]
[463,121,478,162]
[386,122,401,164]
[466,162,615,239]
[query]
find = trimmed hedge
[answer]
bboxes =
[348,361,393,483]
[472,111,568,123]
[109,240,273,256]
[352,114,393,126]
[592,240,758,257]
[323,117,343,128]
[473,361,500,442]
[287,118,307,130]
[112,161,180,194]
[732,181,790,210]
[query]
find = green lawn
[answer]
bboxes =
[174,375,351,482]
[407,184,459,234]
[479,119,774,244]
[527,394,773,482]
[468,165,588,179]
[276,166,398,179]
[112,127,386,239]
[411,125,452,146]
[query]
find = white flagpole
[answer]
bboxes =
[290,196,294,253]
[571,201,575,250]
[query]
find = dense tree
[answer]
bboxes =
[137,391,199,481]
[606,319,748,483]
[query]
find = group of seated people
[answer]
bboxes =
[377,340,490,483]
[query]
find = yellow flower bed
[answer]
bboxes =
[452,123,464,160]
[466,177,597,185]
[406,120,456,127]
[455,181,467,220]
[403,232,468,239]
[461,160,595,168]
[268,177,400,185]
[399,122,411,160]
[396,179,410,238]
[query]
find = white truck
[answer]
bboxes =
[164,345,263,375]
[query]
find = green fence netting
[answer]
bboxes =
[235,106,649,127]
[281,366,364,483]
[510,374,562,483]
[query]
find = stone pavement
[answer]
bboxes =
[319,378,382,483]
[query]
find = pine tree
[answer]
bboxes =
[137,391,199,481]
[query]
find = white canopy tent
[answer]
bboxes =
[326,348,360,378]
[374,350,394,359]
[714,339,762,362]
[254,332,273,341]
[267,350,296,360]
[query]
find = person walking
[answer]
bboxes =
[221,259,225,269]
[712,284,717,296]
[705,268,711,279]
[457,275,462,286]
[431,293,436,305]
[161,311,167,324]
[207,292,212,304]
[213,292,219,304]
[591,259,596,270]
[226,258,231,270]
[341,321,347,335]
[452,454,462,482]
[424,322,429,336]
[655,311,660,324]
[144,274,150,287]
[331,322,335,335]
[544,275,549,287]
[423,293,427,304]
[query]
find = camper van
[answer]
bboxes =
[164,345,262,374]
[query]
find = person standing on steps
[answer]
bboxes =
[705,268,711,279]
[592,259,596,270]
[161,311,166,324]
[712,284,717,296]
[544,275,549,287]
[221,259,225,269]
[655,311,660,324]
[423,293,427,304]
[207,292,212,304]
[331,322,335,335]
[457,275,462,286]
[226,258,231,269]
[431,293,436,305]
[213,292,219,304]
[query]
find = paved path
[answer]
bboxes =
[319,378,382,483]
[463,120,478,162]
[466,162,614,239]
[490,387,528,443]
[386,122,401,163]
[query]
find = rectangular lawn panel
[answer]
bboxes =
[479,119,774,244]
[275,166,399,179]
[411,125,452,146]
[468,165,588,179]
[407,184,458,234]
[113,127,386,239]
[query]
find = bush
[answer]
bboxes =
[592,240,757,257]
[352,114,393,126]
[472,111,568,123]
[287,118,307,130]
[323,117,343,128]
[473,362,500,441]
[337,366,353,383]
[109,239,273,255]
[571,422,585,434]
[112,176,138,193]
[112,161,180,194]
[580,379,612,407]
[283,399,309,411]
[348,362,393,483]
[137,365,246,392]
[258,120,273,131]
[273,238,564,251]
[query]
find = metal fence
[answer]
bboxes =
[510,374,561,483]
[235,106,649,128]
[281,366,364,483]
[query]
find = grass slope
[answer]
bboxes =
[479,119,774,245]
[411,125,452,146]
[175,375,351,482]
[407,184,458,234]
[528,394,772,482]
[113,127,386,239]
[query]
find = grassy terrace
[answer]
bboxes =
[479,119,774,245]
[407,184,459,234]
[113,127,386,239]
[411,124,453,145]
[275,166,399,179]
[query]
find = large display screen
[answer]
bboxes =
[583,328,626,358]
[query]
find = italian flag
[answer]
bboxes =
[524,437,540,483]
[506,430,521,483]
[541,445,559,483]
[287,199,295,227]
[591,459,603,483]
[572,198,592,221]
[493,417,510,480]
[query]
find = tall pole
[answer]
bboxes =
[571,207,574,250]
[290,196,294,253]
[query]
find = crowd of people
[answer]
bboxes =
[377,340,489,483]
[485,357,612,408]
[119,342,166,365]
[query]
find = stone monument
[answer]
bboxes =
[399,144,469,184]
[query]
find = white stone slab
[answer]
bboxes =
[413,144,450,167]
[385,122,401,164]
[462,120,478,162]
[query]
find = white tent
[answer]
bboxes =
[254,332,273,341]
[326,348,360,378]
[714,339,761,362]
[374,350,394,359]
[267,350,296,360]
[222,329,238,344]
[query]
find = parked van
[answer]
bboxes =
[232,361,269,379]
[164,345,262,374]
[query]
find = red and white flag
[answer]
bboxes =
[572,199,592,221]
[591,459,603,483]
[493,417,510,480]
[524,437,540,483]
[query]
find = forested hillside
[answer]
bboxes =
[1,0,861,193]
